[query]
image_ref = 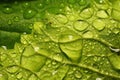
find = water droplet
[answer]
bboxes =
[80,8,94,19]
[68,0,76,4]
[83,31,93,38]
[109,54,120,70]
[17,72,23,79]
[96,10,108,18]
[13,16,19,22]
[23,2,30,8]
[37,3,44,9]
[53,54,63,62]
[74,71,82,79]
[111,9,120,21]
[79,0,87,6]
[8,19,12,25]
[28,74,37,80]
[56,14,68,24]
[2,6,13,14]
[113,28,120,34]
[74,20,88,31]
[6,66,19,73]
[96,77,102,80]
[23,8,37,19]
[95,0,104,4]
[93,19,105,31]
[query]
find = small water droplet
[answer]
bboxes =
[113,28,119,34]
[79,0,87,6]
[93,19,105,31]
[68,0,76,4]
[16,72,23,79]
[80,8,93,19]
[23,8,37,19]
[83,31,93,38]
[96,77,102,80]
[56,14,68,24]
[97,10,108,18]
[95,0,104,4]
[74,20,88,31]
[2,6,13,14]
[23,2,30,8]
[13,16,19,22]
[8,19,12,25]
[74,71,82,79]
[53,54,63,62]
[6,66,19,73]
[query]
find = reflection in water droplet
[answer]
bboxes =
[23,8,37,19]
[74,20,88,31]
[93,19,105,31]
[2,6,13,14]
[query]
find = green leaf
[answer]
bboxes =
[0,0,120,80]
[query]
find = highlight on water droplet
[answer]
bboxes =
[73,20,88,31]
[93,19,105,31]
[23,8,37,19]
[13,16,20,22]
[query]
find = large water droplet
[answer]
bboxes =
[74,20,88,31]
[23,8,37,19]
[2,6,13,14]
[74,71,82,79]
[93,19,105,31]
[80,8,94,19]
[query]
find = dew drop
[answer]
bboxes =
[68,0,76,4]
[96,10,108,18]
[74,71,82,79]
[80,8,94,19]
[95,0,104,4]
[13,16,19,22]
[16,72,23,79]
[8,19,12,25]
[79,0,87,6]
[93,19,105,31]
[6,66,19,73]
[74,20,88,31]
[56,14,68,24]
[96,77,102,80]
[2,6,13,14]
[83,31,93,38]
[53,54,63,62]
[23,8,37,19]
[111,9,120,21]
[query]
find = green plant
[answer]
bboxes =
[0,0,120,80]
